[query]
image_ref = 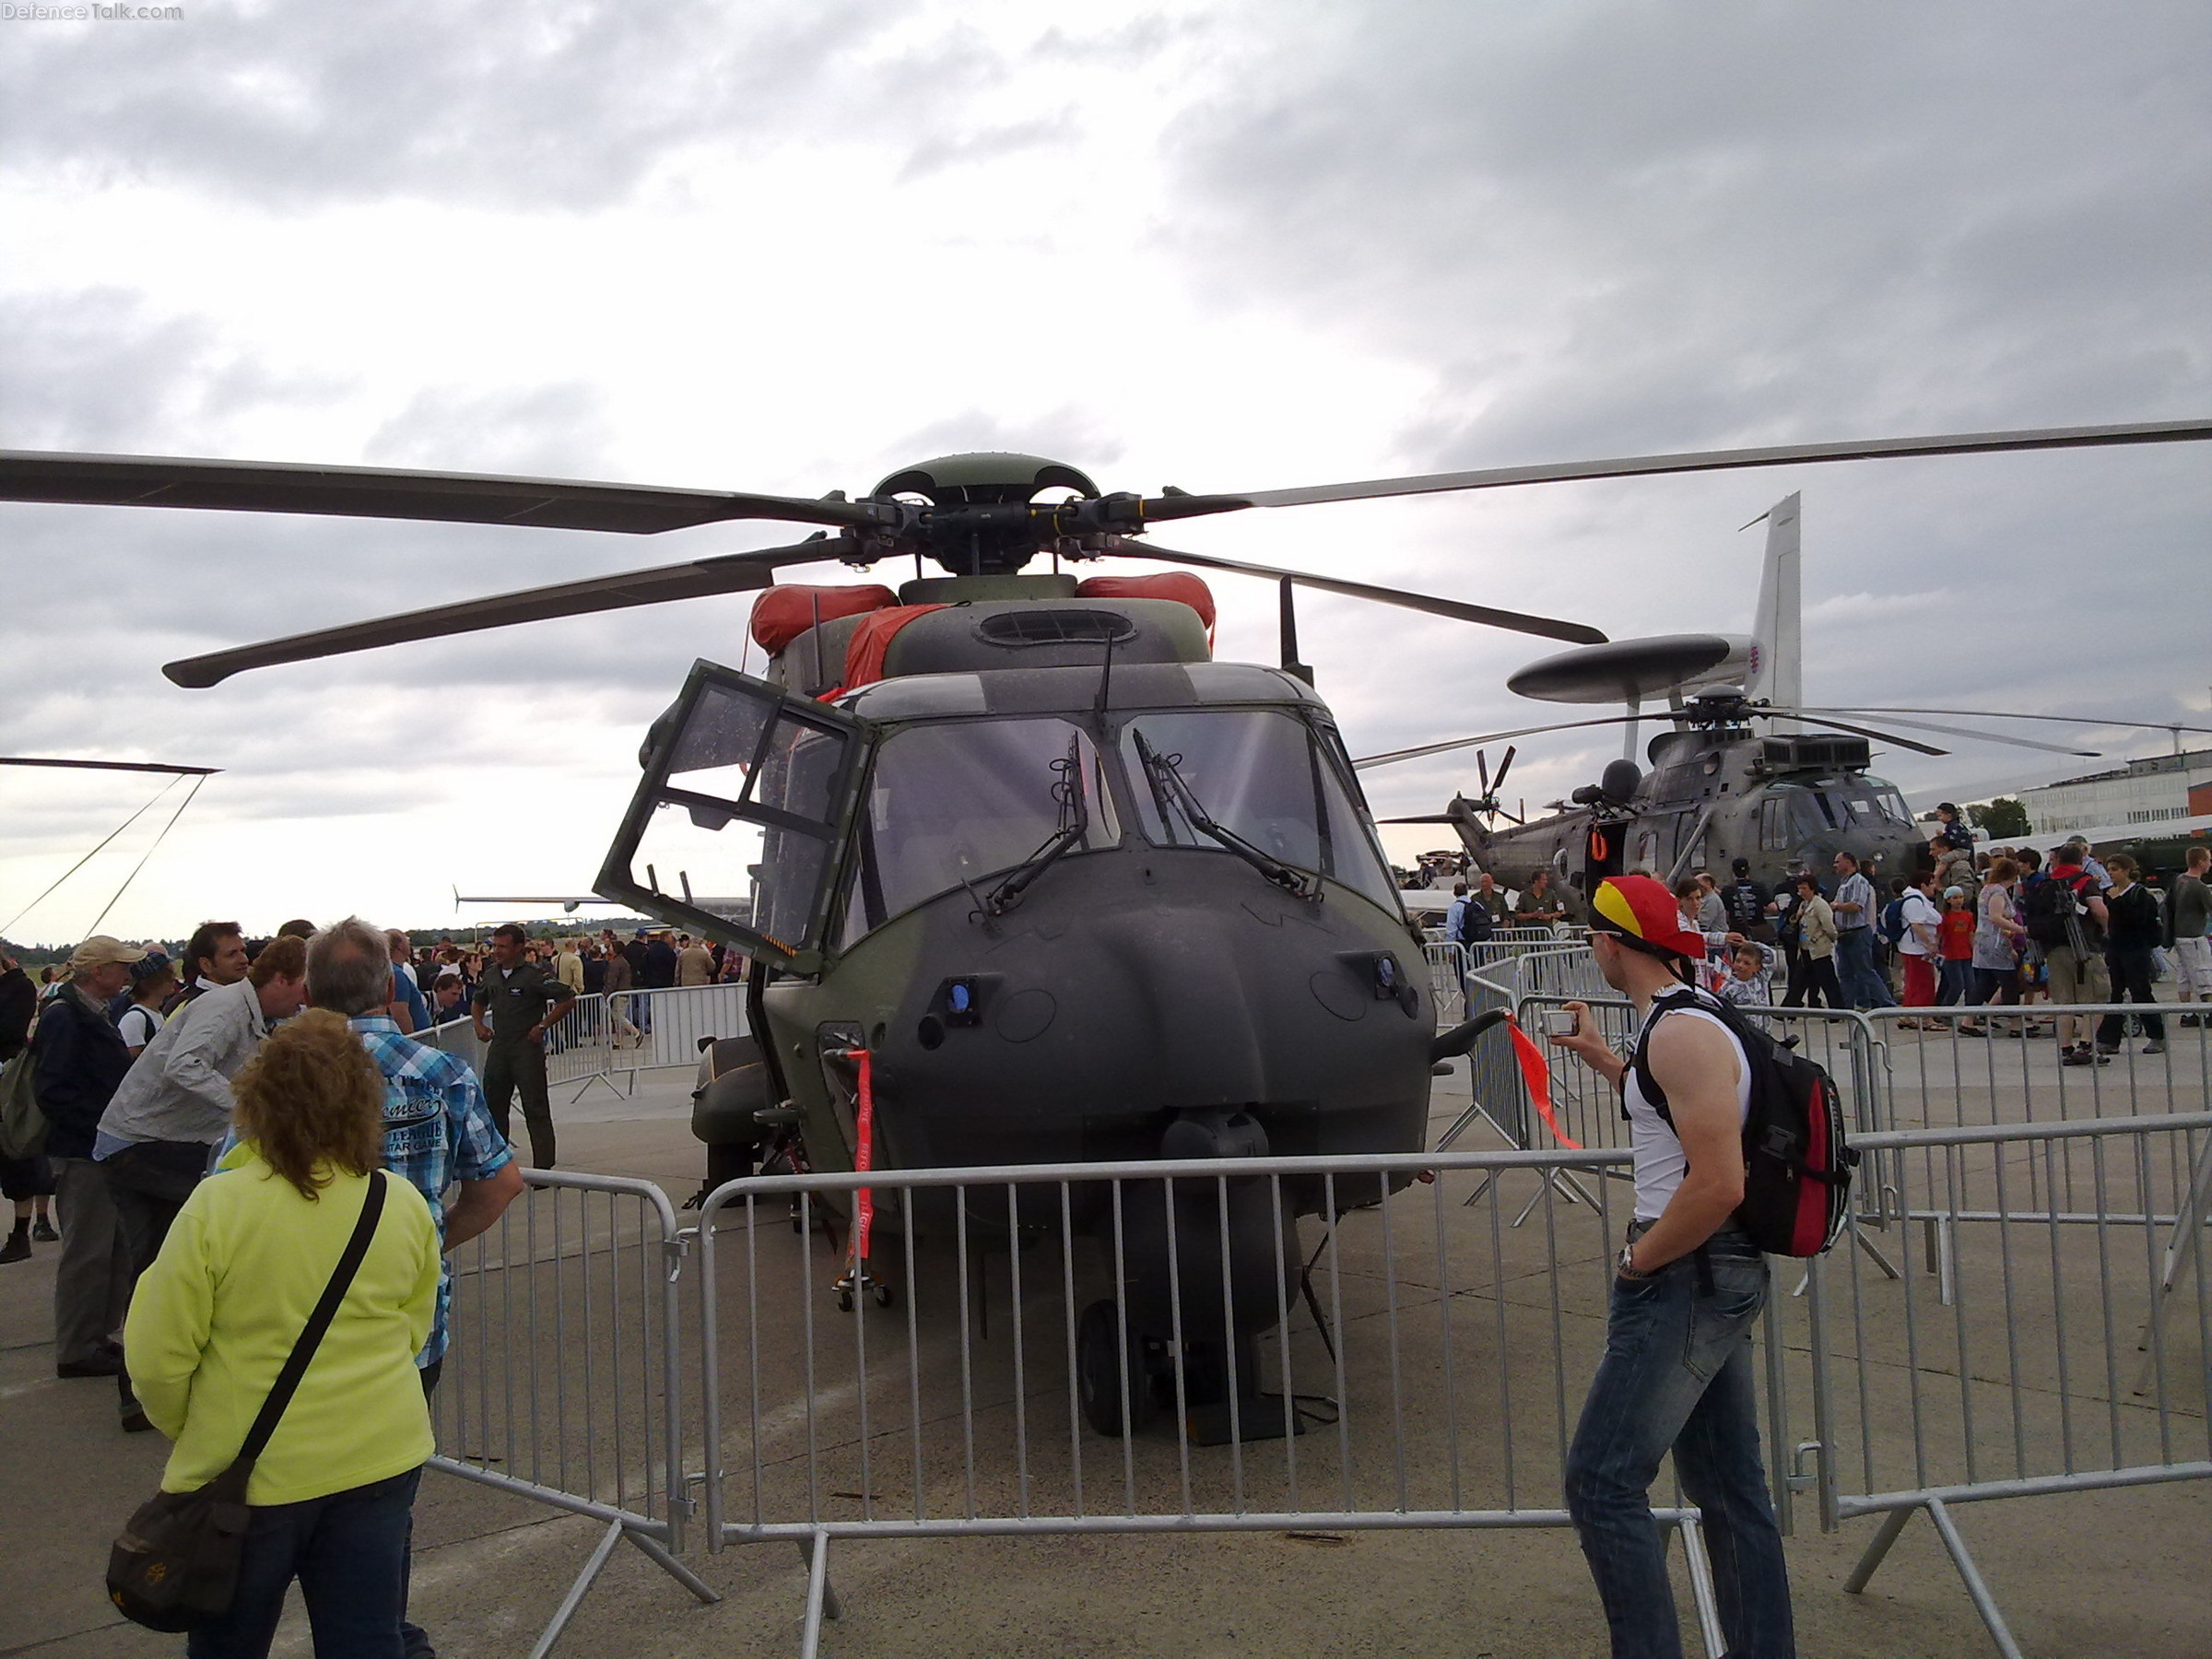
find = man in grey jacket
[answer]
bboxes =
[95,934,307,1429]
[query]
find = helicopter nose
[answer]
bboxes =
[1087,904,1272,1110]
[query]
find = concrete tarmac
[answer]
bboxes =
[3,1058,2206,1658]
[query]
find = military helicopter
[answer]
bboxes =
[1361,491,2212,903]
[3,419,2206,1436]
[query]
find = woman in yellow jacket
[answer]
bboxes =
[124,1011,441,1659]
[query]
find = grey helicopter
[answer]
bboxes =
[1360,492,2212,903]
[2,418,2206,1438]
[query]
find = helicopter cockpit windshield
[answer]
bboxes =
[838,719,1121,946]
[599,662,869,969]
[1119,710,1398,912]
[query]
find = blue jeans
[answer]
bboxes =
[1833,928,1894,1009]
[188,1467,421,1659]
[1565,1230,1794,1659]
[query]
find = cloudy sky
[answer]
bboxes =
[2,0,2206,944]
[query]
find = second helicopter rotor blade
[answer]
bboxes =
[1475,748,1491,795]
[1354,706,1950,771]
[1771,713,1947,757]
[1355,715,1647,771]
[1113,542,1606,646]
[1138,418,2212,522]
[1831,707,2212,738]
[0,450,886,535]
[1490,744,1517,796]
[163,535,855,688]
[0,757,220,774]
[1785,707,2098,756]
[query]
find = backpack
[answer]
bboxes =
[2021,873,2086,949]
[1877,897,1909,946]
[1457,900,1495,946]
[1628,989,1858,1257]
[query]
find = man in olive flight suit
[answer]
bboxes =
[470,924,576,1168]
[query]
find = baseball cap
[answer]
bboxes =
[1944,885,1966,899]
[67,935,146,974]
[1589,875,1707,959]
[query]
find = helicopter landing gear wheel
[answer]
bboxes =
[833,1273,896,1313]
[1077,1300,1160,1437]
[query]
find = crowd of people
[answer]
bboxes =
[0,912,653,1656]
[1428,806,2212,1064]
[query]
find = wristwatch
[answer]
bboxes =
[1618,1241,1654,1279]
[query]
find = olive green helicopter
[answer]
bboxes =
[1359,492,2212,905]
[2,418,2205,1436]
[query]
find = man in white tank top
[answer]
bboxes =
[1549,875,1795,1659]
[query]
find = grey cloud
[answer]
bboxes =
[1166,2,2210,459]
[897,116,1075,184]
[363,382,616,477]
[0,290,359,452]
[0,3,1188,213]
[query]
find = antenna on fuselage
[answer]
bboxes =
[1094,629,1115,714]
[1278,577,1314,686]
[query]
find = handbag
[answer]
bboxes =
[0,1044,42,1160]
[106,1170,390,1632]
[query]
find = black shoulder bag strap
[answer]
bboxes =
[234,1169,390,1471]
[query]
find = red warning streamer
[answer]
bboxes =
[851,1048,877,1261]
[1506,1016,1583,1150]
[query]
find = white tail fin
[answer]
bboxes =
[1746,492,1801,730]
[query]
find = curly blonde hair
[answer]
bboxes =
[232,1008,385,1200]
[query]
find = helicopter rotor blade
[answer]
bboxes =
[162,535,856,688]
[1783,707,2098,756]
[1376,812,1468,825]
[0,756,220,775]
[1113,542,1606,646]
[0,450,887,535]
[1475,748,1491,796]
[1137,418,2212,524]
[1354,706,1951,771]
[1355,715,1648,771]
[1490,744,1517,797]
[1827,707,2212,738]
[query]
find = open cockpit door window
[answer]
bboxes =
[596,659,869,973]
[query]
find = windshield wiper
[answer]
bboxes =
[1131,729,1321,903]
[985,734,1091,916]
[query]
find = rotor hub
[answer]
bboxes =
[865,453,1130,576]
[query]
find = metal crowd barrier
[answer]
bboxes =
[1855,1002,2211,1132]
[411,984,751,1112]
[434,1171,718,1656]
[1453,943,2208,1151]
[1422,940,1467,1025]
[1805,1112,2212,1657]
[616,982,750,1071]
[692,1145,1776,1659]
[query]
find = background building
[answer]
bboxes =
[2020,747,2212,840]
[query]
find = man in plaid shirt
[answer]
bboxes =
[305,918,523,1659]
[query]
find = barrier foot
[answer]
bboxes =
[1509,1164,1601,1228]
[1841,1503,1914,1594]
[1674,1512,1726,1659]
[799,1528,843,1659]
[629,1528,723,1606]
[524,1517,626,1659]
[1925,1498,2027,1659]
[524,1518,720,1659]
[566,1069,626,1106]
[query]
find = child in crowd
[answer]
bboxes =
[1717,937,1782,1024]
[1936,885,1981,1028]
